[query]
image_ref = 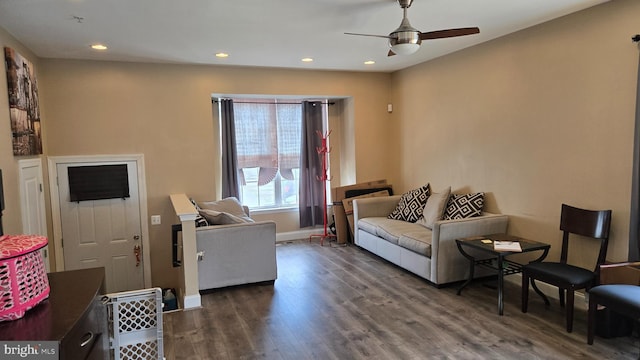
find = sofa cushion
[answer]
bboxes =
[199,209,254,225]
[357,217,381,235]
[358,217,432,248]
[398,231,433,257]
[417,187,451,229]
[444,193,485,220]
[388,183,431,223]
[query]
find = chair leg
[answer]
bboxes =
[559,288,565,308]
[531,279,550,307]
[587,294,597,345]
[566,289,574,332]
[522,273,529,313]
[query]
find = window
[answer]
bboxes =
[229,99,327,209]
[239,167,299,208]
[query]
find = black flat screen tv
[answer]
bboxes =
[68,164,130,202]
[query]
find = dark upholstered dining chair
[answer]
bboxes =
[521,203,612,333]
[587,262,640,348]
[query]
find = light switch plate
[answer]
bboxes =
[151,215,161,225]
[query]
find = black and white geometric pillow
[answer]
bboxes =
[388,183,431,223]
[189,198,210,227]
[444,193,485,220]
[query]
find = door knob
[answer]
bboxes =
[133,235,140,240]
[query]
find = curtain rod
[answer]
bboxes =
[213,99,335,105]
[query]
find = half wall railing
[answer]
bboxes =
[169,194,201,310]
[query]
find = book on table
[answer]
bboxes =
[493,240,522,252]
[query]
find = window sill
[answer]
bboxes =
[250,206,299,215]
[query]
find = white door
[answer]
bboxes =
[56,160,144,293]
[18,158,50,272]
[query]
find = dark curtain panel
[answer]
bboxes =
[299,101,324,228]
[630,49,640,261]
[220,99,240,199]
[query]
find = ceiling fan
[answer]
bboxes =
[345,0,480,56]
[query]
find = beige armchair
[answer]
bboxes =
[196,221,277,290]
[194,199,277,290]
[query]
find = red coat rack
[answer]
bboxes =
[309,130,336,246]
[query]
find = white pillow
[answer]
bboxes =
[199,208,254,225]
[417,187,451,229]
[199,197,247,217]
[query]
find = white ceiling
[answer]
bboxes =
[0,0,608,72]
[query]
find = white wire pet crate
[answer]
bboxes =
[104,288,164,360]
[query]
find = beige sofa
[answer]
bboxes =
[353,195,508,286]
[194,200,277,291]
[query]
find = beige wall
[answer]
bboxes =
[2,0,636,291]
[391,0,638,263]
[38,60,392,288]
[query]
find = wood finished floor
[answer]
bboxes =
[163,240,639,359]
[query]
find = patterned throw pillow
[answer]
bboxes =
[189,198,210,227]
[443,193,485,220]
[388,184,431,223]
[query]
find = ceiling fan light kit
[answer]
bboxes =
[390,42,420,56]
[345,0,480,57]
[389,28,421,55]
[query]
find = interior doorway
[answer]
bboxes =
[48,155,151,292]
[18,158,49,271]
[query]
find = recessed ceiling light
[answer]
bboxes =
[364,60,375,65]
[301,58,313,62]
[215,52,229,58]
[90,44,107,50]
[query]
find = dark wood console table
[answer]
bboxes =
[0,267,107,360]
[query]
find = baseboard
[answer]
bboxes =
[505,274,588,311]
[276,228,321,242]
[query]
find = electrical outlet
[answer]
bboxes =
[151,215,161,225]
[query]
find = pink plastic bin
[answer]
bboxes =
[0,235,50,322]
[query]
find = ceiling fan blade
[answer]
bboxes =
[344,32,391,39]
[419,27,480,40]
[388,50,396,57]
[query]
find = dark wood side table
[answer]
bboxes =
[0,267,107,359]
[456,234,550,315]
